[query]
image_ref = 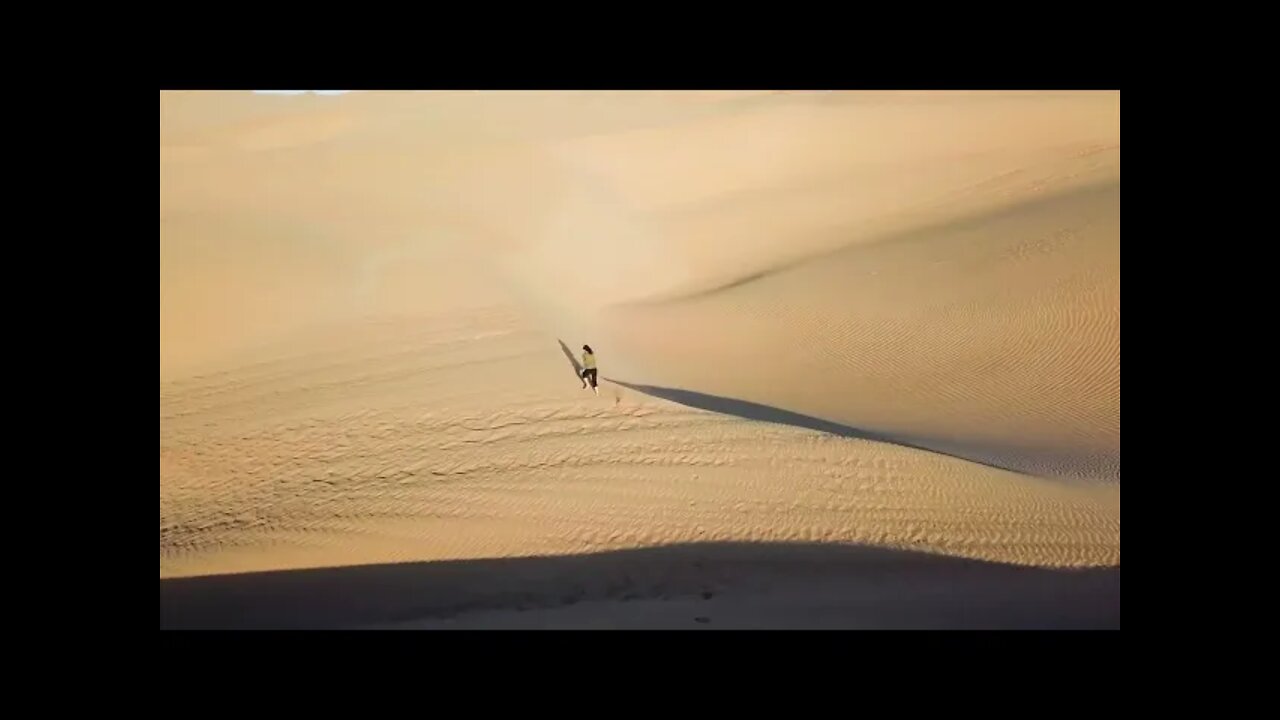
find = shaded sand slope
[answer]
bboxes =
[160,542,1119,630]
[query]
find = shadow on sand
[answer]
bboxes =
[160,542,1119,629]
[554,341,1016,471]
[558,339,584,384]
[605,378,1018,473]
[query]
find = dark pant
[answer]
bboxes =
[582,368,598,387]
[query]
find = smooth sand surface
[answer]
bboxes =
[160,91,1119,628]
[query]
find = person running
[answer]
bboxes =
[581,344,599,395]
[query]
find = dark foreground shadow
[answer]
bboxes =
[160,542,1118,629]
[607,379,1016,473]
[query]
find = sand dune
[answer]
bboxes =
[160,90,1119,628]
[606,180,1120,480]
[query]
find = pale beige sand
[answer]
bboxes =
[160,90,1119,628]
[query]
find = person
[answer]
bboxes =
[581,344,599,395]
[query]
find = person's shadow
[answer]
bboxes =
[558,339,584,384]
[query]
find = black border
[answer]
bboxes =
[158,22,1121,91]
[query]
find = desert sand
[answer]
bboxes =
[159,90,1120,629]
